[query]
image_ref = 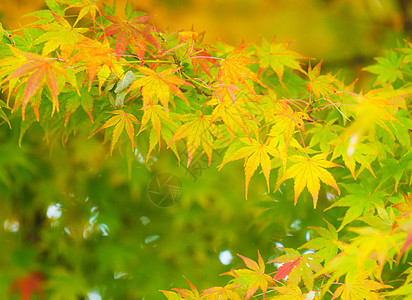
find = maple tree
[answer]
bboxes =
[0,0,411,299]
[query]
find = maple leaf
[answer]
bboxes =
[378,153,412,193]
[346,88,403,138]
[270,283,309,300]
[307,61,336,98]
[224,251,273,300]
[93,110,140,154]
[63,0,101,26]
[139,104,180,161]
[275,153,341,208]
[273,257,301,281]
[397,218,412,261]
[330,136,377,179]
[300,220,341,263]
[71,37,123,91]
[202,283,242,300]
[208,90,260,140]
[363,50,403,84]
[63,87,94,126]
[325,183,386,231]
[33,12,88,57]
[0,46,78,120]
[127,66,194,113]
[172,277,202,299]
[393,191,412,217]
[218,43,266,93]
[167,111,218,167]
[350,227,400,272]
[256,36,309,85]
[270,248,322,291]
[267,101,308,150]
[218,137,280,199]
[160,290,183,300]
[308,120,341,153]
[384,282,412,299]
[212,82,241,104]
[0,100,11,129]
[104,14,160,59]
[332,273,392,300]
[191,49,217,78]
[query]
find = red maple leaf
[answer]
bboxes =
[272,257,301,281]
[104,14,160,59]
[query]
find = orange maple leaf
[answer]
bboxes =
[104,14,160,59]
[191,49,217,78]
[93,110,140,154]
[71,37,122,91]
[276,153,341,208]
[172,277,202,299]
[0,46,78,120]
[127,66,194,113]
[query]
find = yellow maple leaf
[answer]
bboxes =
[307,61,336,99]
[207,90,260,140]
[202,283,242,300]
[268,101,308,147]
[218,137,280,199]
[218,43,266,93]
[256,36,309,86]
[127,66,194,113]
[332,273,392,300]
[167,112,218,167]
[276,153,341,208]
[93,110,140,154]
[223,251,273,300]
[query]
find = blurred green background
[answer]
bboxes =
[0,0,410,299]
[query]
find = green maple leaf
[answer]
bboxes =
[363,50,403,84]
[300,220,341,263]
[33,12,88,56]
[63,87,94,126]
[378,151,412,192]
[256,36,308,86]
[308,120,342,153]
[325,183,386,231]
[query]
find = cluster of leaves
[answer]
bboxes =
[0,0,411,299]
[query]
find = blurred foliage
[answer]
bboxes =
[1,0,411,61]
